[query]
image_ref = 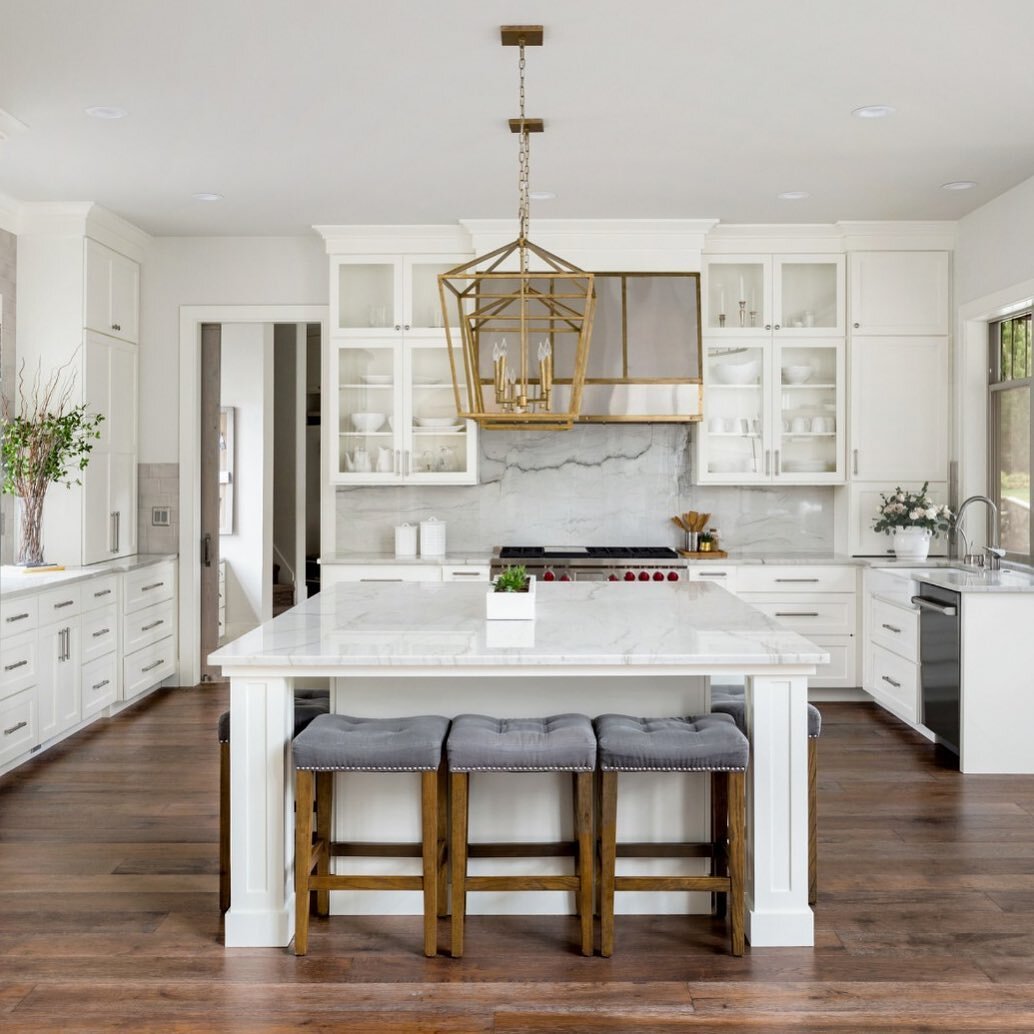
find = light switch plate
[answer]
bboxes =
[152,506,171,527]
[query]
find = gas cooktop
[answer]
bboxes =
[497,546,679,561]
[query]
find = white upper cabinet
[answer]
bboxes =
[702,254,845,338]
[84,238,140,343]
[848,251,950,336]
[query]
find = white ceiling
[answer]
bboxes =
[2,0,1033,237]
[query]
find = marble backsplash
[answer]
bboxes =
[334,425,834,555]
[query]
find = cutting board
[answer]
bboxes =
[677,549,729,559]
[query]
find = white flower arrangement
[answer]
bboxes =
[873,482,953,536]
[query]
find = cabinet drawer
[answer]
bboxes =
[0,689,37,768]
[739,593,857,635]
[81,653,117,720]
[123,637,176,701]
[1,631,37,699]
[82,604,118,663]
[1,595,38,633]
[124,562,175,613]
[808,635,857,689]
[83,575,119,611]
[441,565,490,582]
[869,643,919,724]
[870,595,919,663]
[123,599,176,654]
[324,564,442,584]
[735,565,858,594]
[687,566,738,593]
[36,584,82,621]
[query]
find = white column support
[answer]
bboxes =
[743,674,814,946]
[224,676,295,947]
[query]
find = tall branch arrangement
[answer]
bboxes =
[1,357,104,565]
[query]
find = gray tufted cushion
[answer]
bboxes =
[710,684,821,738]
[595,713,749,772]
[295,688,331,704]
[447,714,597,772]
[217,700,329,744]
[293,713,450,772]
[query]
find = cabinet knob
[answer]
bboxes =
[853,322,860,329]
[112,323,121,331]
[394,324,401,331]
[404,324,410,331]
[764,324,772,331]
[774,324,781,331]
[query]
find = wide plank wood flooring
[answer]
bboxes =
[2,685,1034,1031]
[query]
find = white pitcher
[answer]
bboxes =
[376,447,393,473]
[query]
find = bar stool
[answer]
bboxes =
[447,714,596,958]
[595,712,749,957]
[291,713,450,957]
[711,684,822,904]
[218,691,329,913]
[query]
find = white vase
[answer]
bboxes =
[892,527,932,561]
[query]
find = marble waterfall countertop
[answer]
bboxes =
[209,579,829,671]
[0,554,176,599]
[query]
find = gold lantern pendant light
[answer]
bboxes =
[439,25,596,431]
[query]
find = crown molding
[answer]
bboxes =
[314,224,472,255]
[17,202,150,260]
[836,220,957,251]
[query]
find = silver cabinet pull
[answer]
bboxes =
[698,571,727,578]
[359,578,403,582]
[93,588,112,598]
[4,721,28,736]
[5,613,30,623]
[449,571,481,577]
[142,620,164,631]
[403,450,411,476]
[110,512,118,553]
[142,582,165,592]
[881,623,902,634]
[881,674,902,688]
[775,577,819,583]
[764,450,771,476]
[394,449,401,475]
[54,599,75,609]
[774,449,781,475]
[3,659,28,672]
[142,659,165,672]
[92,628,111,638]
[775,611,819,618]
[852,449,859,476]
[91,679,111,691]
[57,627,70,662]
[911,596,957,617]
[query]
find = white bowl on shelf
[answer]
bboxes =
[712,360,760,385]
[781,364,813,384]
[361,374,392,385]
[414,416,457,428]
[351,412,386,432]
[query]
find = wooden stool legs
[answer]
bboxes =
[808,736,818,907]
[218,741,230,914]
[449,772,469,959]
[573,771,594,957]
[294,769,316,956]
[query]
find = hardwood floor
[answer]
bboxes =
[3,686,1034,1031]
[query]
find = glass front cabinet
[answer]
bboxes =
[696,337,845,484]
[329,253,478,485]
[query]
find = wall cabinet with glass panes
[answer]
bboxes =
[695,336,845,484]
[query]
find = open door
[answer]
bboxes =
[199,323,222,682]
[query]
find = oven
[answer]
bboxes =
[491,546,685,584]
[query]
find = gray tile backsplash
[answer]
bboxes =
[138,463,179,555]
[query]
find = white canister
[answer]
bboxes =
[394,523,417,558]
[420,517,446,558]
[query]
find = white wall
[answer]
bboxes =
[139,236,326,462]
[220,323,274,639]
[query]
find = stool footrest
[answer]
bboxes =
[465,875,581,892]
[615,841,716,859]
[330,842,424,858]
[614,875,731,893]
[308,875,424,891]
[468,841,577,859]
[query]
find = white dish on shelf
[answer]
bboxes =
[781,364,813,384]
[361,374,392,385]
[414,416,458,428]
[782,459,829,473]
[351,412,386,432]
[712,360,760,385]
[414,423,464,433]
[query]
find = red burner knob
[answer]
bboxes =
[624,571,636,581]
[543,570,556,581]
[667,570,680,581]
[559,574,572,582]
[608,574,619,581]
[652,570,665,581]
[638,571,650,582]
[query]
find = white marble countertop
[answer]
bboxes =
[0,554,176,599]
[877,564,1034,594]
[209,580,829,671]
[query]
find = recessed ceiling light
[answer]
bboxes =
[941,180,977,191]
[529,190,556,200]
[777,191,810,201]
[192,192,223,202]
[84,105,128,119]
[852,104,896,119]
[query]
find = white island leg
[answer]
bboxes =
[225,675,295,947]
[743,674,814,946]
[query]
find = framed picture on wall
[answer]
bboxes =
[219,406,234,535]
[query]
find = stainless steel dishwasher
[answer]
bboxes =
[911,583,962,755]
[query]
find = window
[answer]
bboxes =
[989,311,1032,562]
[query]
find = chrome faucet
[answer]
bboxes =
[953,495,1005,571]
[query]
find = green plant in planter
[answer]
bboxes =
[1,359,104,566]
[697,532,714,552]
[493,565,530,593]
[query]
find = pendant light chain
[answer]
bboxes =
[517,39,530,260]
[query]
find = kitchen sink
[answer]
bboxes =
[877,565,1034,589]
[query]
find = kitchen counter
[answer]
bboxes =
[0,554,176,599]
[875,563,1034,594]
[211,580,824,951]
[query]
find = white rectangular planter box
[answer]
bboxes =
[485,576,536,620]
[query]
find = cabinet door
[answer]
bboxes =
[84,333,112,450]
[849,252,950,336]
[108,250,140,343]
[84,239,139,343]
[37,619,81,741]
[333,257,402,334]
[109,452,137,558]
[402,257,468,335]
[773,255,845,336]
[82,453,112,565]
[107,342,138,451]
[84,238,112,337]
[702,256,770,336]
[850,336,949,480]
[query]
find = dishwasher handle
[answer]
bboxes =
[911,595,957,618]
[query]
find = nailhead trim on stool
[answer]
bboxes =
[291,713,450,957]
[446,714,596,958]
[594,712,749,957]
[711,684,821,905]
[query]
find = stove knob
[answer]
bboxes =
[543,569,556,582]
[559,574,572,582]
[667,570,680,581]
[608,574,619,581]
[623,571,636,582]
[652,571,665,581]
[638,571,650,582]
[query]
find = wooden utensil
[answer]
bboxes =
[683,511,698,530]
[671,515,689,532]
[697,512,711,532]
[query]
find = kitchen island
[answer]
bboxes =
[210,580,827,950]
